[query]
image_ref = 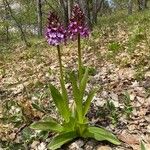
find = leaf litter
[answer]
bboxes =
[0,20,150,150]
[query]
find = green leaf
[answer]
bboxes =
[86,126,121,145]
[30,120,63,132]
[141,141,146,150]
[62,117,76,132]
[79,67,88,99]
[70,73,81,105]
[83,130,104,141]
[49,84,70,122]
[60,78,69,106]
[70,72,82,122]
[48,131,78,150]
[83,89,96,116]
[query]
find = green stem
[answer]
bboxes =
[77,34,84,123]
[57,45,64,81]
[78,34,82,82]
[57,45,70,122]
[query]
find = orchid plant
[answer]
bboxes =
[31,4,121,150]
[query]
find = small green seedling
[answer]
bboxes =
[122,91,133,119]
[105,100,119,125]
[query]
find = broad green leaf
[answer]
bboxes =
[60,78,69,106]
[70,73,81,105]
[48,131,78,150]
[76,122,88,136]
[87,126,121,145]
[83,130,104,141]
[49,84,70,122]
[60,78,71,120]
[62,117,76,132]
[141,141,146,150]
[79,68,88,99]
[30,120,63,132]
[71,102,77,118]
[70,73,82,122]
[83,89,96,116]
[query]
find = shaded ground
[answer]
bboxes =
[0,11,150,150]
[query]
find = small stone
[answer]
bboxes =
[94,97,105,106]
[145,71,150,77]
[130,94,136,101]
[135,101,141,107]
[101,91,108,98]
[31,141,39,149]
[32,96,38,101]
[110,92,118,101]
[147,97,150,105]
[97,146,112,150]
[9,133,16,140]
[132,108,138,116]
[84,140,96,150]
[69,140,84,149]
[37,142,47,150]
[137,96,145,104]
[131,81,139,87]
[128,124,136,131]
[145,115,150,122]
[11,84,24,95]
[147,125,150,133]
[110,100,119,107]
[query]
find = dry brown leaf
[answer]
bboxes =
[118,130,140,145]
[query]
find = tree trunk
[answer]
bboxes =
[92,0,104,25]
[59,0,69,27]
[92,0,97,24]
[36,0,43,36]
[3,0,10,42]
[128,0,133,15]
[4,0,30,46]
[143,0,148,9]
[79,0,92,29]
[137,0,146,10]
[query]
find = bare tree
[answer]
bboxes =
[92,0,104,24]
[78,0,92,29]
[36,0,43,36]
[2,0,10,42]
[143,0,148,8]
[59,0,69,26]
[3,0,30,46]
[137,0,148,10]
[128,0,133,14]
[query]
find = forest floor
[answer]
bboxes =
[0,11,150,150]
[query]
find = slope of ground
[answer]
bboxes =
[0,10,150,150]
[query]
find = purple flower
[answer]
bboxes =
[68,4,89,40]
[45,12,66,46]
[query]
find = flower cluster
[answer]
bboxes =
[68,4,89,40]
[45,12,66,46]
[45,4,89,45]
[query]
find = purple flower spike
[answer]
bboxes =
[45,12,66,46]
[68,4,89,40]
